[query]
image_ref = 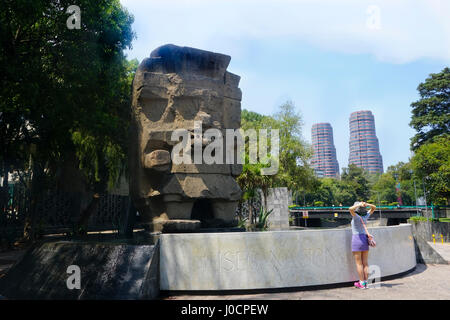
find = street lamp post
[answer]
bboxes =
[423,177,428,218]
[410,169,419,217]
[413,180,419,216]
[393,172,403,206]
[377,193,381,220]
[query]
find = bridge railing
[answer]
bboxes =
[289,205,448,210]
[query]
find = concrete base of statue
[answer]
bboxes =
[160,224,416,290]
[0,235,160,299]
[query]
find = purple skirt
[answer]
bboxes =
[352,233,369,252]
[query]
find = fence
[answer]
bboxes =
[0,184,129,245]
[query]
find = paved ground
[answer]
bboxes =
[428,242,450,262]
[163,264,450,300]
[0,250,25,276]
[1,249,449,300]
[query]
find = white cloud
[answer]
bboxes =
[121,0,450,64]
[119,0,448,170]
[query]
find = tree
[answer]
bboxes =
[238,110,276,225]
[236,161,272,228]
[340,164,370,202]
[238,103,315,219]
[411,136,450,205]
[264,101,314,191]
[0,0,136,240]
[410,67,450,150]
[370,173,397,205]
[385,162,416,206]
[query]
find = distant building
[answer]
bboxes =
[311,123,340,178]
[348,110,383,174]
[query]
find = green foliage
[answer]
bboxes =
[240,102,314,191]
[298,164,371,207]
[243,207,273,231]
[371,172,397,204]
[411,136,450,205]
[237,217,248,229]
[410,67,450,150]
[239,109,277,207]
[314,201,324,207]
[288,216,294,225]
[255,208,273,231]
[341,164,370,201]
[409,216,431,223]
[238,102,314,221]
[0,0,136,193]
[237,207,273,231]
[270,101,314,191]
[409,216,449,223]
[242,68,449,209]
[301,160,430,208]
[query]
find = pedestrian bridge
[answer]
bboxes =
[289,206,432,219]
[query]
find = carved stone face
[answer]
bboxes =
[129,44,243,231]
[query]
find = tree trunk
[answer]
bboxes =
[22,160,44,243]
[262,187,268,210]
[119,198,135,238]
[75,192,101,236]
[248,198,254,230]
[74,147,108,236]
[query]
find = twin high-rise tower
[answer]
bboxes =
[311,123,340,178]
[348,110,383,174]
[311,110,383,177]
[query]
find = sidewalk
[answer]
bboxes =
[0,250,25,276]
[2,250,449,300]
[428,242,450,263]
[163,264,450,300]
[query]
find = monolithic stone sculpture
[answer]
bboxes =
[129,44,242,232]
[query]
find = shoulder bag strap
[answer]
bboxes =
[358,215,371,236]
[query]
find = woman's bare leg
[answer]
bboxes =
[352,251,364,281]
[362,250,369,281]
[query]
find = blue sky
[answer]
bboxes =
[119,0,450,172]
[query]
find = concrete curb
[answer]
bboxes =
[413,235,448,265]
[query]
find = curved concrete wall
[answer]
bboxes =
[160,224,416,291]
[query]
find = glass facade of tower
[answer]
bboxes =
[348,110,383,174]
[311,123,340,178]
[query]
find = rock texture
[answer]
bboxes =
[0,241,160,299]
[130,44,242,231]
[262,187,290,230]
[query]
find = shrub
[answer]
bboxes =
[408,216,449,223]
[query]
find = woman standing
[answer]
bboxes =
[349,201,376,289]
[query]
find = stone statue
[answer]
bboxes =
[129,44,243,232]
